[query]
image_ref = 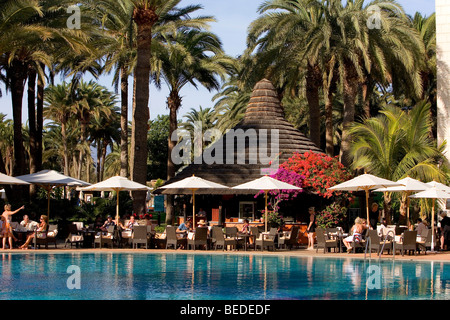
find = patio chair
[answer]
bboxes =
[400,230,417,256]
[225,226,244,249]
[132,225,148,249]
[65,223,84,248]
[188,227,208,250]
[213,227,236,251]
[315,227,339,253]
[278,226,300,250]
[349,229,369,253]
[94,225,115,249]
[366,229,392,255]
[248,226,260,250]
[35,224,58,249]
[209,226,221,249]
[255,227,277,251]
[165,226,187,249]
[417,229,432,254]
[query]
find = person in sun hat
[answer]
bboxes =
[197,219,207,228]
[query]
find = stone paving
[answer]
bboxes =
[6,240,450,263]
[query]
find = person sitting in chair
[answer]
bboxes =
[343,218,368,253]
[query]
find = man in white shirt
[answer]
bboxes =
[20,215,37,231]
[415,218,427,236]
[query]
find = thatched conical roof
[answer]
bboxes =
[155,79,323,194]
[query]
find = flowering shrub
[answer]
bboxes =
[281,151,353,199]
[139,213,153,220]
[316,203,348,228]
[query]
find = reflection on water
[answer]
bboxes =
[0,253,449,300]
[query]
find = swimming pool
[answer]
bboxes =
[0,252,449,300]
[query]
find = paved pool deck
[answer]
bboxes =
[5,242,450,262]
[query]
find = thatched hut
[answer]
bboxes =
[155,79,324,227]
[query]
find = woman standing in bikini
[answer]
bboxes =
[2,204,25,249]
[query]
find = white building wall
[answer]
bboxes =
[437,0,450,165]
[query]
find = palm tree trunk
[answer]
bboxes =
[166,89,182,225]
[131,7,158,215]
[340,63,358,167]
[28,69,37,175]
[383,192,393,225]
[100,141,108,182]
[120,67,129,178]
[61,121,70,176]
[10,60,28,178]
[97,139,102,182]
[36,64,44,172]
[27,68,38,199]
[325,90,334,156]
[77,120,88,180]
[306,64,321,148]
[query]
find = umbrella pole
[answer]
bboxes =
[265,191,268,233]
[47,189,51,219]
[193,190,196,229]
[431,199,435,252]
[116,189,120,224]
[406,192,410,229]
[365,189,370,225]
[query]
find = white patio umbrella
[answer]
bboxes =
[425,181,450,192]
[0,172,30,202]
[232,176,302,232]
[409,187,450,252]
[160,175,229,227]
[328,173,404,224]
[0,173,31,185]
[15,170,91,218]
[78,176,151,223]
[374,177,430,227]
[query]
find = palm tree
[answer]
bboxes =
[73,80,115,180]
[43,82,77,176]
[350,102,445,223]
[245,0,425,165]
[152,26,231,224]
[246,0,323,148]
[88,0,136,178]
[153,28,230,177]
[1,0,94,181]
[89,105,121,182]
[180,106,216,156]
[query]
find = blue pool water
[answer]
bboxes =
[0,252,449,300]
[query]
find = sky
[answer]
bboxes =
[0,0,437,123]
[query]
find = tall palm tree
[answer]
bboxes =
[44,82,77,176]
[89,0,136,178]
[73,80,115,180]
[153,28,230,178]
[89,105,121,182]
[152,27,231,224]
[245,0,425,165]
